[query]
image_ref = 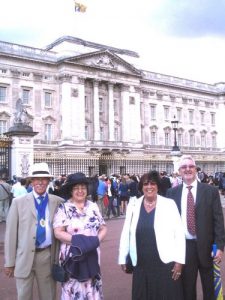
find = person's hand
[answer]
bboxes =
[172,262,182,280]
[4,267,15,278]
[213,249,223,264]
[121,264,127,273]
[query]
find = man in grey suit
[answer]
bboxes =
[4,163,63,300]
[166,155,225,300]
[0,178,12,222]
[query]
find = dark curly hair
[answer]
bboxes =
[138,170,162,193]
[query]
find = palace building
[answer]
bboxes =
[0,36,225,177]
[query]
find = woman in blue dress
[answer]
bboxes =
[118,171,185,300]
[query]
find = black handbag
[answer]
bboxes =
[51,263,69,283]
[125,253,134,274]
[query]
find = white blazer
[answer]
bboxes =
[118,195,185,266]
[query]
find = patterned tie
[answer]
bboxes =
[36,196,46,246]
[187,186,196,235]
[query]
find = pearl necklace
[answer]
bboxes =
[144,199,156,207]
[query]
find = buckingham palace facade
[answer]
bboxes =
[0,36,225,177]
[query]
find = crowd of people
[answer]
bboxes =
[2,155,225,300]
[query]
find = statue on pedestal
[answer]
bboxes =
[14,98,29,125]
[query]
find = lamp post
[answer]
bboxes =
[171,116,180,153]
[171,116,181,172]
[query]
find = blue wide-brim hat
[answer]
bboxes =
[62,172,89,191]
[65,172,89,185]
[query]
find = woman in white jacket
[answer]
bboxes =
[118,171,185,300]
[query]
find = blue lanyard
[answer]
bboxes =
[34,194,48,221]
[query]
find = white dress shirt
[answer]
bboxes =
[181,179,197,239]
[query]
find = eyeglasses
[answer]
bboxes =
[180,165,196,170]
[73,186,87,191]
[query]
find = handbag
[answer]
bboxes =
[51,262,69,283]
[51,203,69,283]
[125,253,134,274]
[103,195,109,207]
[113,197,117,207]
[0,184,14,206]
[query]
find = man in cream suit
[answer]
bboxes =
[4,163,63,300]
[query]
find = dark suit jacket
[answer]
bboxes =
[166,182,225,267]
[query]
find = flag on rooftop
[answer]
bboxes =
[74,1,87,13]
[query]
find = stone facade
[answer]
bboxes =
[0,36,225,176]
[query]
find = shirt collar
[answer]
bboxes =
[183,179,198,189]
[32,191,47,199]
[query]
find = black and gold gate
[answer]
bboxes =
[0,136,12,180]
[34,151,174,177]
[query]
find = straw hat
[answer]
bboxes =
[28,163,53,178]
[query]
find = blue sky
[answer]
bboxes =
[1,0,225,84]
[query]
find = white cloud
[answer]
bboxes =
[1,0,225,83]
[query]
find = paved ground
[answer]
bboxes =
[1,193,225,299]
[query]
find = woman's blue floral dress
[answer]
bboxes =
[53,200,105,300]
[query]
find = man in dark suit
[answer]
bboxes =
[166,155,225,300]
[160,171,171,196]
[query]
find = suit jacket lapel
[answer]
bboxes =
[28,193,37,219]
[48,194,55,223]
[175,185,183,215]
[196,181,203,208]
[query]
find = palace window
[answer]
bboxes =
[150,131,156,145]
[189,132,195,147]
[164,106,170,121]
[100,127,104,140]
[210,112,215,125]
[0,120,7,134]
[85,126,89,140]
[200,111,205,125]
[99,97,103,113]
[150,105,156,120]
[189,110,194,124]
[0,86,6,102]
[22,89,30,104]
[200,132,206,148]
[176,108,182,122]
[165,132,170,146]
[44,92,52,107]
[114,127,119,141]
[45,124,52,142]
[212,135,217,148]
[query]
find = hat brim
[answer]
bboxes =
[27,174,54,179]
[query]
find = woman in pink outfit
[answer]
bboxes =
[53,172,107,300]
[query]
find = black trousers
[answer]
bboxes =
[183,239,215,300]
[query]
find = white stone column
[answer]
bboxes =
[93,80,100,140]
[171,155,181,173]
[121,85,130,142]
[59,74,73,143]
[108,82,114,141]
[129,86,141,142]
[70,77,86,140]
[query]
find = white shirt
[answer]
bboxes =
[181,180,197,239]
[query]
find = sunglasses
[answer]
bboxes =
[180,165,196,170]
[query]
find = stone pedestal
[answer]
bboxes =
[171,153,182,173]
[5,123,38,178]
